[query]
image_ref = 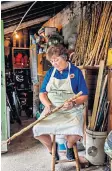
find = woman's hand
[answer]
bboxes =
[39,92,53,116]
[44,104,53,116]
[62,101,74,111]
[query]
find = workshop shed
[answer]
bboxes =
[1,1,112,171]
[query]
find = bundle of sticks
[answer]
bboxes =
[72,2,112,66]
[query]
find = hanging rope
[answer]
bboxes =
[53,1,56,27]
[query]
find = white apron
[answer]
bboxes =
[33,62,84,137]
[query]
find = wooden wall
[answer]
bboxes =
[86,69,98,112]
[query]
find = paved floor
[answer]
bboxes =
[1,118,105,171]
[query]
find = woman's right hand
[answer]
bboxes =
[39,93,53,116]
[44,104,52,116]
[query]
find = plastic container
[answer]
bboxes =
[86,129,107,165]
[56,135,66,152]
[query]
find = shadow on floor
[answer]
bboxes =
[7,117,38,155]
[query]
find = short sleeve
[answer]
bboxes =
[40,68,53,93]
[77,69,88,95]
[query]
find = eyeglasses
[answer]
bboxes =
[50,57,60,65]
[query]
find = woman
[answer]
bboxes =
[33,44,88,162]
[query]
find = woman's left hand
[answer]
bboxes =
[62,101,74,110]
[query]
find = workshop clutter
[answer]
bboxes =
[34,27,64,54]
[13,69,31,90]
[13,51,29,68]
[11,46,33,119]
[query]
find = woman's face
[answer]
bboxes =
[50,55,68,71]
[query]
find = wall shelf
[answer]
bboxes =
[78,65,99,70]
[12,47,30,69]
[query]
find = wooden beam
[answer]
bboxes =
[1,1,31,11]
[4,16,51,35]
[90,60,105,130]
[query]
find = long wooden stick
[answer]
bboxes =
[100,101,110,131]
[93,74,108,130]
[2,91,82,145]
[51,135,56,171]
[90,60,104,129]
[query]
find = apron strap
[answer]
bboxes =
[50,67,56,79]
[68,62,71,78]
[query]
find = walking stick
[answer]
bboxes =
[2,91,82,145]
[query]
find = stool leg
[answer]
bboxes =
[110,160,112,171]
[73,143,80,171]
[51,135,56,171]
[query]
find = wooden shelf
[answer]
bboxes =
[13,68,30,70]
[78,65,99,70]
[17,88,31,91]
[12,47,30,50]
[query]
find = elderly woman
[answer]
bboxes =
[33,44,88,162]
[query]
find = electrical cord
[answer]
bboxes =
[13,1,37,34]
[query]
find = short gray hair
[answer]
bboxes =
[46,44,68,61]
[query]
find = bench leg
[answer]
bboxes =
[73,143,80,171]
[51,135,56,171]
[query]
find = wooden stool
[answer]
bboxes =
[51,135,80,171]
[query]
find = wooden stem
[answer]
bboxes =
[73,143,80,171]
[51,135,56,171]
